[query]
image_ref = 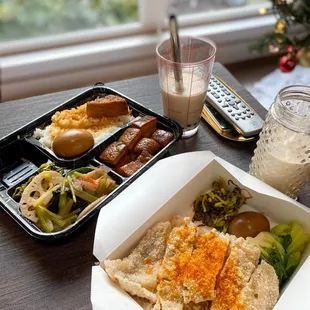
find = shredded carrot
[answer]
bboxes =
[77,175,98,188]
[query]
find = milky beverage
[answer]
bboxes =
[160,72,207,129]
[250,131,310,197]
[252,152,310,197]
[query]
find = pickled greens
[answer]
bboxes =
[193,177,248,233]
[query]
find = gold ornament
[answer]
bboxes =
[297,48,310,67]
[268,44,279,53]
[274,19,287,34]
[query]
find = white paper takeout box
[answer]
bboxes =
[91,151,310,310]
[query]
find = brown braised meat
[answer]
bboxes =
[118,161,144,177]
[115,154,131,173]
[151,129,174,147]
[86,95,129,118]
[118,128,142,150]
[132,115,157,137]
[136,150,153,164]
[134,138,161,155]
[99,142,128,166]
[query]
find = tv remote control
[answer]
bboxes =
[206,75,264,137]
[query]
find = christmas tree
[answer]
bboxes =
[252,0,310,72]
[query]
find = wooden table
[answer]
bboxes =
[1,63,309,310]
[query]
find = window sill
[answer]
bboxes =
[1,14,276,101]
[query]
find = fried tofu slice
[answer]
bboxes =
[118,160,144,177]
[210,238,260,310]
[103,221,172,303]
[86,95,129,117]
[183,230,230,304]
[156,218,197,310]
[119,128,142,150]
[232,260,279,310]
[151,129,174,147]
[99,142,128,166]
[134,138,161,155]
[132,115,157,137]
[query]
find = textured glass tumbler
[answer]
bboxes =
[249,85,310,198]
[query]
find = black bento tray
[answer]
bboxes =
[0,84,182,240]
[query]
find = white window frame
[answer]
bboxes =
[1,1,275,101]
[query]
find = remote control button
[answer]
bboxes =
[222,104,229,108]
[217,90,221,93]
[231,95,236,99]
[237,113,241,116]
[225,98,231,102]
[242,105,246,108]
[246,108,250,111]
[219,85,224,88]
[243,111,247,114]
[247,115,251,118]
[233,106,239,110]
[231,113,235,116]
[208,89,211,92]
[211,77,215,80]
[221,94,225,97]
[218,99,222,103]
[235,117,239,120]
[242,117,246,120]
[211,92,220,99]
[213,86,218,90]
[223,89,230,96]
[228,109,232,112]
[251,112,255,115]
[235,99,241,104]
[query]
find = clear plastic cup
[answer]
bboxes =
[156,36,216,138]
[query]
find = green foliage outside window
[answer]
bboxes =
[0,0,138,41]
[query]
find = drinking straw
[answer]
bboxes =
[169,14,184,93]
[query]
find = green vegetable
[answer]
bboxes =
[287,221,310,255]
[248,232,286,284]
[62,208,81,219]
[33,182,59,208]
[58,179,74,216]
[66,176,77,203]
[66,167,93,177]
[248,221,310,287]
[96,174,109,196]
[192,177,247,232]
[74,188,98,203]
[271,223,291,236]
[109,183,118,192]
[286,252,301,275]
[58,194,74,217]
[36,205,54,233]
[36,205,77,231]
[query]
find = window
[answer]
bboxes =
[1,0,274,101]
[170,0,267,16]
[0,0,138,42]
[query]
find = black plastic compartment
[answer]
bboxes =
[0,85,182,240]
[24,85,179,168]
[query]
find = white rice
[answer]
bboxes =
[33,114,134,149]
